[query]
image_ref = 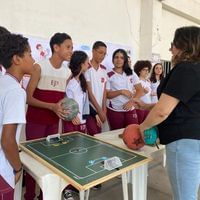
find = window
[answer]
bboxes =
[161,60,171,76]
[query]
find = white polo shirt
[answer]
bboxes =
[84,64,107,109]
[0,74,26,188]
[140,79,152,104]
[66,78,88,124]
[0,65,5,77]
[151,80,160,103]
[106,70,140,111]
[132,71,141,85]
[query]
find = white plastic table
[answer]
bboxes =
[95,128,166,200]
[14,131,151,200]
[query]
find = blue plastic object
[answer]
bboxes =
[144,127,158,145]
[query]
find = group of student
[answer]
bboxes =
[0,26,163,200]
[1,25,200,200]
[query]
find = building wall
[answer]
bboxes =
[0,0,141,61]
[160,0,200,60]
[139,0,200,62]
[0,0,200,63]
[161,9,198,61]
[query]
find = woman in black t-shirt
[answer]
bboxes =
[135,26,200,200]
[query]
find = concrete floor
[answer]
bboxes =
[72,156,172,200]
[71,156,200,200]
[21,154,200,200]
[19,124,199,200]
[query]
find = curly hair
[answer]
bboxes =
[0,26,10,35]
[112,49,132,76]
[134,60,152,76]
[69,50,88,92]
[172,26,200,66]
[0,33,29,69]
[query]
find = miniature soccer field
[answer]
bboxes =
[20,132,147,187]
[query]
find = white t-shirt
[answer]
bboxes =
[66,78,88,124]
[140,79,152,104]
[0,74,26,188]
[106,71,139,111]
[151,80,160,103]
[84,64,107,109]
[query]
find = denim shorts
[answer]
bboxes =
[166,139,200,200]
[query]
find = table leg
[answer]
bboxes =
[85,189,90,200]
[14,172,23,200]
[131,164,148,200]
[131,168,138,200]
[80,190,85,200]
[38,174,67,200]
[20,152,68,200]
[163,150,166,167]
[121,173,129,200]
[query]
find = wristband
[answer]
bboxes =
[13,165,23,175]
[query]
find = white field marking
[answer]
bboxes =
[40,137,74,147]
[27,141,101,159]
[51,144,101,159]
[86,156,126,171]
[27,143,139,180]
[69,147,88,154]
[77,134,140,158]
[25,136,139,180]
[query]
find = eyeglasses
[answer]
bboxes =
[141,68,149,72]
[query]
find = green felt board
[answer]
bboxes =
[21,132,148,186]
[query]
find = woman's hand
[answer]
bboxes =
[139,124,145,141]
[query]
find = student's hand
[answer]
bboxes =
[95,114,102,127]
[133,98,147,110]
[151,91,157,96]
[51,101,70,120]
[123,100,134,111]
[131,98,141,109]
[97,110,106,123]
[121,89,134,98]
[72,116,80,125]
[15,170,22,184]
[102,107,107,116]
[143,87,149,94]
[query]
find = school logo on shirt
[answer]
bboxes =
[132,113,137,119]
[51,80,59,87]
[101,77,105,83]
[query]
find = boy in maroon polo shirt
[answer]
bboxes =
[24,33,73,200]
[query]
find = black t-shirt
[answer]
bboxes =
[157,61,200,144]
